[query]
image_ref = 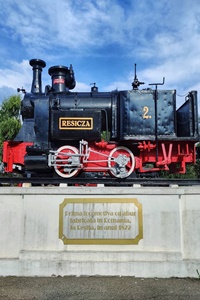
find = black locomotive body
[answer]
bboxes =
[2,59,199,179]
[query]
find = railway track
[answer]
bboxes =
[0,176,200,186]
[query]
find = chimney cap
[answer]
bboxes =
[29,58,46,69]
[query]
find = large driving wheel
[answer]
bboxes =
[108,146,135,178]
[54,145,80,178]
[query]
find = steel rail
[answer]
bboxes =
[0,177,200,186]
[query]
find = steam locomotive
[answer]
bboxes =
[2,59,199,179]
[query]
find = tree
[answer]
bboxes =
[0,95,21,160]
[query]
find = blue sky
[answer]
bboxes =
[0,0,200,111]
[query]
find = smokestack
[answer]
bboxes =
[29,59,46,94]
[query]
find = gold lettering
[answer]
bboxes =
[59,118,93,129]
[62,120,67,126]
[143,106,152,119]
[103,225,118,230]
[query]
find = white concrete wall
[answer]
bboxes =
[0,186,200,277]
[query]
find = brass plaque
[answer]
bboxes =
[59,198,143,245]
[59,117,93,130]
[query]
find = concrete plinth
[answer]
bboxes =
[0,186,200,278]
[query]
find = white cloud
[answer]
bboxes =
[0,60,31,91]
[0,0,173,54]
[73,82,91,92]
[0,0,199,62]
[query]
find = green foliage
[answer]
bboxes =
[0,95,21,159]
[194,159,200,178]
[0,95,21,119]
[161,161,200,179]
[101,131,110,141]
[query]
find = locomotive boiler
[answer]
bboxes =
[2,59,199,179]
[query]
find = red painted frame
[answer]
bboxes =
[2,139,196,176]
[3,141,33,172]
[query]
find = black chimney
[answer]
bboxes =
[29,59,46,94]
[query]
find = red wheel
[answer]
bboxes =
[108,146,135,178]
[54,146,80,178]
